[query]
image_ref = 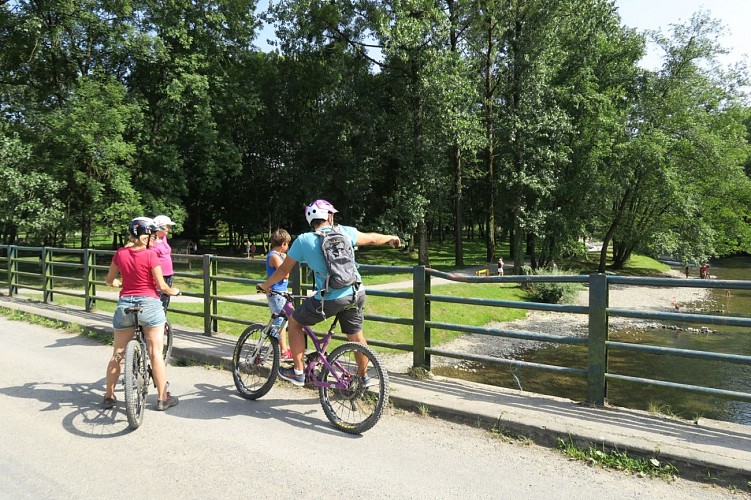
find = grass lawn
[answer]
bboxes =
[3,238,672,351]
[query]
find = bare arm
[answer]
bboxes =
[104,262,121,288]
[258,255,298,292]
[356,231,401,248]
[269,253,290,279]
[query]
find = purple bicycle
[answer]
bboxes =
[232,289,389,434]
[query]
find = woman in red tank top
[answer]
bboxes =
[102,218,180,411]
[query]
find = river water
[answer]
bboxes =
[436,256,751,425]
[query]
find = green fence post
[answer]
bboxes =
[413,265,428,369]
[289,262,302,304]
[9,245,17,296]
[203,254,213,336]
[42,247,52,303]
[84,249,95,311]
[587,273,609,405]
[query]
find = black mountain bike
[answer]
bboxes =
[123,305,172,429]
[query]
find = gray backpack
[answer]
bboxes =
[316,225,358,292]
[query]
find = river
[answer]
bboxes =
[436,256,751,425]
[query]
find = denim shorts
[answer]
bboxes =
[113,296,166,330]
[291,291,365,334]
[267,293,286,331]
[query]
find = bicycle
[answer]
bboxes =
[122,304,173,429]
[162,318,173,365]
[232,289,389,434]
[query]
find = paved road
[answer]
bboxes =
[0,317,741,499]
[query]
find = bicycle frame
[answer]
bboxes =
[236,289,389,433]
[274,294,358,390]
[125,308,153,383]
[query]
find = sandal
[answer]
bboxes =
[102,396,116,409]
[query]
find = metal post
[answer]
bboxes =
[587,273,609,405]
[413,265,427,369]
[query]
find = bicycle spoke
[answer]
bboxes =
[319,342,388,434]
[232,324,280,400]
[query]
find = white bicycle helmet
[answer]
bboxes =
[153,215,174,230]
[305,199,338,225]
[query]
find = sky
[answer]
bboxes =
[256,1,751,72]
[613,0,751,70]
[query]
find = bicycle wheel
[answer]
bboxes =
[318,342,389,434]
[124,339,147,429]
[162,320,173,365]
[232,323,280,400]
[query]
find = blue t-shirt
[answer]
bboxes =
[287,225,361,300]
[265,251,288,292]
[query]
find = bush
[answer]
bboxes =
[524,269,581,304]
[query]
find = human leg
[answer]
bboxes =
[136,297,177,407]
[286,316,306,371]
[104,328,134,402]
[278,297,326,386]
[143,325,169,399]
[267,294,290,357]
[160,275,174,310]
[340,293,369,376]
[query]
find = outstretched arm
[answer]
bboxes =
[356,231,401,248]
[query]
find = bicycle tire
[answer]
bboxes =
[318,342,389,434]
[232,323,280,400]
[124,339,147,429]
[162,320,173,365]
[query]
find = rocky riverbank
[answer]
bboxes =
[380,269,712,373]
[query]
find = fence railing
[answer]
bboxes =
[1,244,750,410]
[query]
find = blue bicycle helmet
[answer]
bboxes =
[128,217,157,238]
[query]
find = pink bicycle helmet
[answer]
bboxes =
[305,199,338,225]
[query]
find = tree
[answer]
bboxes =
[597,11,751,271]
[44,78,142,247]
[0,134,64,244]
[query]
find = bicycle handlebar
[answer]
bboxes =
[256,286,302,301]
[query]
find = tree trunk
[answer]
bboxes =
[417,220,429,266]
[453,143,464,266]
[80,214,91,249]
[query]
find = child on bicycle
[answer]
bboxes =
[258,199,400,387]
[102,218,181,411]
[264,228,292,361]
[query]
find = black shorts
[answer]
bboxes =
[291,292,366,335]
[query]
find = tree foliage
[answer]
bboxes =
[0,0,749,267]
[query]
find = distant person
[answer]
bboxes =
[497,256,504,276]
[700,263,710,279]
[152,215,175,310]
[264,229,292,360]
[685,265,690,278]
[245,240,251,258]
[103,218,180,411]
[551,260,557,273]
[250,242,257,259]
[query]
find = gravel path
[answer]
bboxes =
[380,269,712,373]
